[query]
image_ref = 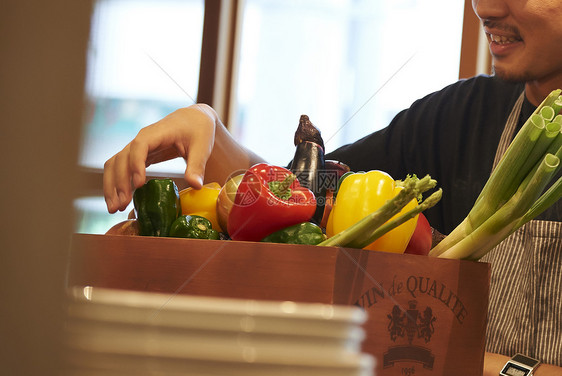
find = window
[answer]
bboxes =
[81,0,204,171]
[76,0,478,234]
[230,0,465,166]
[76,0,204,233]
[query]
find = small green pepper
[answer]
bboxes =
[261,222,327,245]
[169,215,220,240]
[133,178,181,237]
[334,171,355,198]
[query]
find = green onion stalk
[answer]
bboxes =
[319,175,441,249]
[430,89,562,260]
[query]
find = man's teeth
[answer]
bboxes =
[490,34,518,44]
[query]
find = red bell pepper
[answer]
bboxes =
[404,213,433,256]
[227,163,316,241]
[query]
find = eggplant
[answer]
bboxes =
[324,159,351,181]
[289,115,327,224]
[293,115,324,149]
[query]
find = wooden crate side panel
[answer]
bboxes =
[68,234,337,303]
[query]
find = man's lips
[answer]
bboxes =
[483,21,523,55]
[484,29,523,56]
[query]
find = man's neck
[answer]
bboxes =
[525,76,562,106]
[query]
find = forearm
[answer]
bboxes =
[484,352,562,376]
[204,115,265,185]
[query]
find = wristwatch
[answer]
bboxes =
[500,353,541,376]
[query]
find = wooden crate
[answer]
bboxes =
[68,234,490,376]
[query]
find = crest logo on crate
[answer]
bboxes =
[383,299,436,369]
[354,274,472,372]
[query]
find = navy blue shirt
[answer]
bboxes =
[326,75,561,234]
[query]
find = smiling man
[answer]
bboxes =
[103,0,562,375]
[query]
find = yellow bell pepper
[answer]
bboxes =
[179,182,223,232]
[326,170,418,253]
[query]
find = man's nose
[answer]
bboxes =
[472,0,509,21]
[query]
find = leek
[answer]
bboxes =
[438,154,559,260]
[553,99,562,115]
[430,89,562,259]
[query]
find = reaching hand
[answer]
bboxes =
[103,104,218,213]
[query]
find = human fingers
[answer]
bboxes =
[112,146,137,211]
[103,147,133,213]
[106,136,176,213]
[183,129,213,189]
[126,116,187,189]
[181,104,217,188]
[104,128,175,213]
[103,156,119,213]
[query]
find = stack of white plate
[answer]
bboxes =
[63,286,375,376]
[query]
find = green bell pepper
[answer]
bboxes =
[261,222,327,245]
[133,178,181,237]
[169,215,220,240]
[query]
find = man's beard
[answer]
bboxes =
[492,63,531,83]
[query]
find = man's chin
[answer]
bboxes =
[492,65,530,83]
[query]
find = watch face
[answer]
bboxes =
[502,363,529,376]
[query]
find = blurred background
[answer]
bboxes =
[0,1,489,374]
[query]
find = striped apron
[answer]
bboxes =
[480,92,562,366]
